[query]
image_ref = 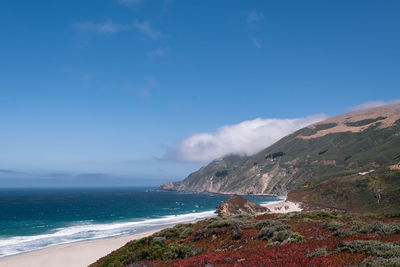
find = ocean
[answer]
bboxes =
[0,187,282,257]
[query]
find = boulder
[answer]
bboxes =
[217,194,270,218]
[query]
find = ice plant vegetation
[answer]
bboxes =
[91,210,400,267]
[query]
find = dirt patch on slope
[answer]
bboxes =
[299,104,400,139]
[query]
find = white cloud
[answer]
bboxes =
[75,20,164,40]
[247,11,264,22]
[133,20,164,39]
[247,11,264,48]
[75,21,128,34]
[170,114,328,162]
[147,46,169,57]
[348,99,400,111]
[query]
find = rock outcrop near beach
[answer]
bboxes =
[160,104,400,212]
[217,194,270,217]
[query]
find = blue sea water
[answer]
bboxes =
[0,187,282,257]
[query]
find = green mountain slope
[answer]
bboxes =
[160,104,400,212]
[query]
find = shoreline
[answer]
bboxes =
[0,214,215,267]
[0,230,157,267]
[0,217,207,267]
[0,199,295,267]
[0,209,216,259]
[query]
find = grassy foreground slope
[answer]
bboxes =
[90,210,400,267]
[160,104,400,212]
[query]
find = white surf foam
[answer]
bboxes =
[0,210,215,258]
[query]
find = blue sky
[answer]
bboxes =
[0,0,399,187]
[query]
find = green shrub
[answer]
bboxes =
[230,214,253,221]
[154,227,180,239]
[359,223,374,234]
[350,221,367,232]
[307,246,330,258]
[286,210,337,219]
[285,212,302,218]
[229,214,253,225]
[290,232,304,242]
[265,152,285,159]
[241,223,256,229]
[202,217,244,237]
[258,221,290,240]
[332,228,355,237]
[352,221,400,235]
[337,240,400,258]
[154,224,194,239]
[266,241,275,247]
[381,223,400,235]
[302,218,318,223]
[255,219,274,229]
[206,218,234,229]
[322,220,344,231]
[342,213,360,220]
[215,170,228,177]
[179,227,193,239]
[272,152,285,158]
[90,237,199,267]
[369,221,385,233]
[273,230,291,242]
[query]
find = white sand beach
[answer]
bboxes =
[261,198,303,213]
[0,230,158,267]
[0,214,216,267]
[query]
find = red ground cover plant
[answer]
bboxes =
[92,211,400,267]
[166,212,399,267]
[171,240,368,266]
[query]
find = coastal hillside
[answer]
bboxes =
[91,208,400,267]
[160,104,400,212]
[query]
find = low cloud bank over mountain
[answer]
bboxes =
[170,114,327,162]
